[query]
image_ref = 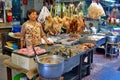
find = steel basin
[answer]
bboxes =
[37,55,64,78]
[107,36,118,43]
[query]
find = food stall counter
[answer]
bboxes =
[2,33,107,80]
[79,34,107,46]
[0,23,12,28]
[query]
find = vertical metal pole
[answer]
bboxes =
[3,2,6,23]
[79,54,83,80]
[7,67,12,80]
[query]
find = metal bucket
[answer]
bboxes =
[107,36,117,43]
[36,55,64,78]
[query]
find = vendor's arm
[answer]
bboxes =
[20,24,26,48]
[40,24,54,44]
[42,35,54,44]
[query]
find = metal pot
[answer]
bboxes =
[36,55,64,78]
[107,36,117,43]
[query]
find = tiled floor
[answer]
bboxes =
[0,51,120,80]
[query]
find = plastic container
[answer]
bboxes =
[12,25,21,33]
[6,41,13,47]
[12,43,18,50]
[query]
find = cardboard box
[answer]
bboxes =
[11,53,37,70]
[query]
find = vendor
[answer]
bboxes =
[89,22,97,34]
[20,8,54,48]
[84,22,97,34]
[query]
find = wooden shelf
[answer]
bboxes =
[0,23,12,27]
[1,33,20,55]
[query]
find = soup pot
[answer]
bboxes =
[36,55,64,78]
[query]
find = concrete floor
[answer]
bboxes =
[82,53,120,80]
[0,52,20,80]
[0,51,120,80]
[0,53,10,80]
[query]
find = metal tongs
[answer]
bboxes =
[32,46,39,62]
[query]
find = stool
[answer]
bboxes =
[105,42,119,58]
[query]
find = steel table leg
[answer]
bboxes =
[7,67,12,80]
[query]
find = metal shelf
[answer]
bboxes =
[105,42,119,58]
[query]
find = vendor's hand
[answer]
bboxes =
[47,41,54,45]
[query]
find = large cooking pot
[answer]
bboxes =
[107,36,118,43]
[36,55,64,78]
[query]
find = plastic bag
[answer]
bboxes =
[88,2,105,19]
[98,3,106,17]
[88,2,99,19]
[38,6,50,23]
